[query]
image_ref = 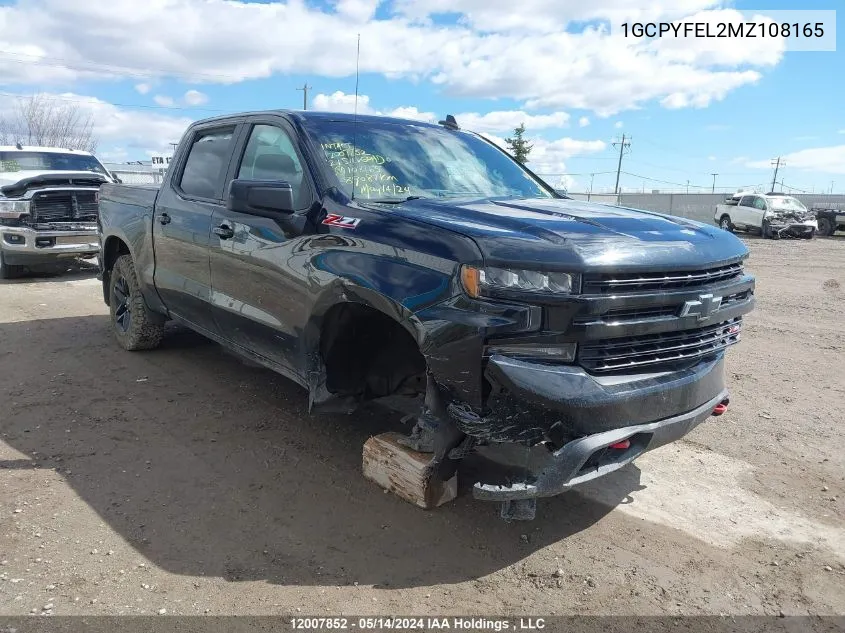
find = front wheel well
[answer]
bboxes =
[319,303,427,401]
[101,237,130,305]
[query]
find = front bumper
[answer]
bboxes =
[470,389,728,501]
[446,353,730,501]
[1,225,99,264]
[768,218,817,237]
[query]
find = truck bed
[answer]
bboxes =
[99,183,160,210]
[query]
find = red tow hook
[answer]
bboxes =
[609,439,631,450]
[712,398,730,416]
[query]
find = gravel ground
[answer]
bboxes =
[0,237,843,618]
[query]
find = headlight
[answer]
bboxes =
[0,199,30,219]
[461,265,577,298]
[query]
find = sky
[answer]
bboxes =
[0,0,841,194]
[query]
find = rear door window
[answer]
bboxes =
[178,127,236,199]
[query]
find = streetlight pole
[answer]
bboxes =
[711,173,718,194]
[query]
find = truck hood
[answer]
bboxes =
[376,196,749,271]
[0,170,109,196]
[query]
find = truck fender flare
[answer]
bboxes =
[303,280,428,357]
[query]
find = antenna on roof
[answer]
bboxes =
[350,32,361,202]
[438,114,460,130]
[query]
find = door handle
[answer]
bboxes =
[158,213,171,225]
[213,224,235,239]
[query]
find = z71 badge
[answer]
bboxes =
[322,213,361,229]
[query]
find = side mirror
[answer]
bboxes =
[227,179,295,216]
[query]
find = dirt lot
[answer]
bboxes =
[0,236,843,618]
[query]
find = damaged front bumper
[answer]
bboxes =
[767,216,817,238]
[447,353,730,504]
[470,389,727,502]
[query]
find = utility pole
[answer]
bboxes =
[831,181,835,194]
[168,142,177,152]
[770,157,784,192]
[686,180,690,194]
[612,134,631,204]
[711,173,718,194]
[588,173,595,201]
[296,83,312,110]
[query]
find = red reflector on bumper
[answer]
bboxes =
[712,403,728,416]
[610,439,630,450]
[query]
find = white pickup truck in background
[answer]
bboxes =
[0,145,115,278]
[714,191,817,240]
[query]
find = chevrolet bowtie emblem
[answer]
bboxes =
[680,293,723,321]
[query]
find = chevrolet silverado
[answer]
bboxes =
[97,110,756,520]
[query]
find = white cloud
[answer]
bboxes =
[153,95,174,107]
[578,116,590,127]
[393,0,721,34]
[614,121,624,129]
[0,0,782,116]
[134,83,151,95]
[183,89,208,106]
[312,91,373,114]
[839,129,845,134]
[0,92,191,154]
[452,111,569,133]
[312,93,570,133]
[708,155,716,161]
[747,145,845,175]
[335,0,380,22]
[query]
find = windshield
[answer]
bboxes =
[0,152,108,176]
[302,119,554,201]
[769,196,807,212]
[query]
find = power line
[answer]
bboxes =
[770,157,784,192]
[612,134,631,197]
[296,83,312,110]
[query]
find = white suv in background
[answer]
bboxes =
[714,191,817,240]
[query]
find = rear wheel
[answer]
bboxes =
[719,215,734,232]
[817,217,835,236]
[762,219,775,239]
[109,254,164,350]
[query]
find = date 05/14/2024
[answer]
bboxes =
[289,617,548,630]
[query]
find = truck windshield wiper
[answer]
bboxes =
[368,196,426,204]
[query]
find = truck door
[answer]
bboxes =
[152,123,240,334]
[748,195,768,229]
[208,120,315,378]
[735,195,755,228]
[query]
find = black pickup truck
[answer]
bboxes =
[97,110,755,520]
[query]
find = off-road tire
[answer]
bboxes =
[719,215,734,232]
[762,219,773,239]
[801,229,815,240]
[109,254,164,350]
[817,217,835,237]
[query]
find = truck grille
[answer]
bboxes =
[579,318,742,373]
[582,262,744,294]
[31,191,98,223]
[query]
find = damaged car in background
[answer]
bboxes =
[97,110,756,521]
[0,144,115,278]
[715,190,817,239]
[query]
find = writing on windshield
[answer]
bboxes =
[307,120,552,201]
[320,142,411,198]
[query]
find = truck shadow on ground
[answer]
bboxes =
[0,316,644,589]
